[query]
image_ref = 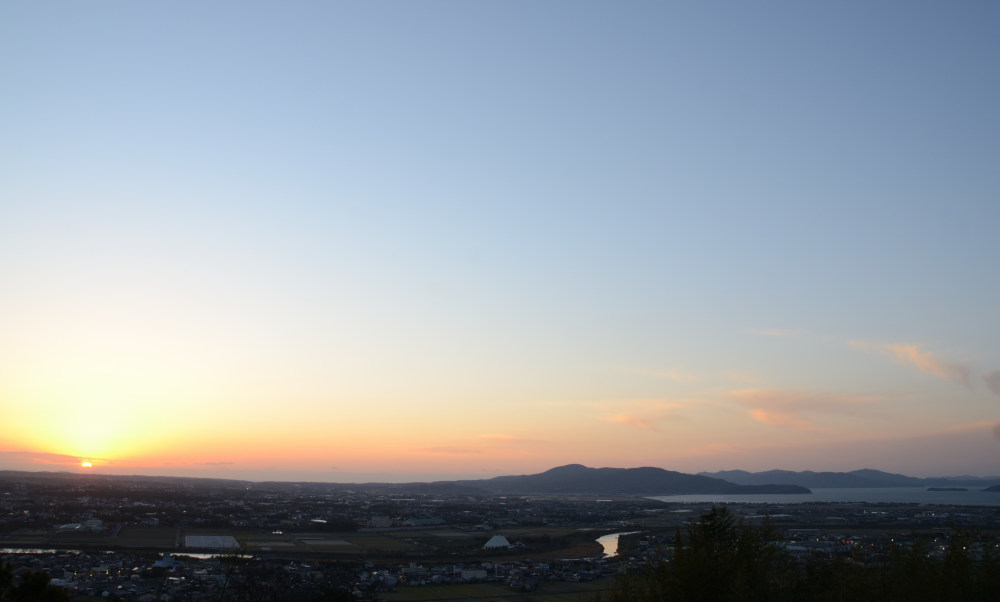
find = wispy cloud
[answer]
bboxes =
[983,371,1000,397]
[925,420,997,435]
[419,446,484,455]
[598,399,686,431]
[616,366,698,382]
[201,461,234,466]
[747,409,823,432]
[476,434,543,445]
[851,341,971,387]
[746,328,809,338]
[607,414,656,430]
[729,388,888,433]
[416,434,547,457]
[725,370,763,384]
[0,450,103,467]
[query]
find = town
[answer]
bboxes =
[2,471,999,600]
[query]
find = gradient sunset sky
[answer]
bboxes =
[2,2,999,482]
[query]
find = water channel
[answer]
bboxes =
[595,531,640,557]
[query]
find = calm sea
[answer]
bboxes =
[650,487,1000,506]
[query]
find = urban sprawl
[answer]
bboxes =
[1,472,998,600]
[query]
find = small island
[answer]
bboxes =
[984,485,1000,493]
[927,487,967,492]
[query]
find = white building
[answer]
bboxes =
[483,534,512,549]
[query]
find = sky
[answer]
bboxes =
[2,2,999,482]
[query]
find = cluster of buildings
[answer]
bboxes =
[0,473,648,536]
[2,471,999,599]
[1,547,617,600]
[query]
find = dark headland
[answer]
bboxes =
[457,464,810,495]
[1,464,810,496]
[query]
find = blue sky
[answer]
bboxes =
[1,2,999,480]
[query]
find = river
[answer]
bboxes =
[595,531,641,557]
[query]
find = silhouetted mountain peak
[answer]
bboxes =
[473,465,808,495]
[542,464,590,474]
[699,468,996,488]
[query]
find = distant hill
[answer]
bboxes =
[0,466,811,496]
[700,469,999,489]
[460,464,809,495]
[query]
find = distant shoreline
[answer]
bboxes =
[650,487,1000,507]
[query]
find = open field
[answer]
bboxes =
[0,531,52,547]
[115,526,178,547]
[1,525,611,560]
[42,532,109,546]
[382,577,614,601]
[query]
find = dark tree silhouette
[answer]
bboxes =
[0,562,71,602]
[606,507,1000,602]
[607,506,795,601]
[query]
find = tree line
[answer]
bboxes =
[605,506,1000,601]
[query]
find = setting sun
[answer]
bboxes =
[1,1,999,485]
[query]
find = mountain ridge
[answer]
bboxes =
[699,468,1000,489]
[11,465,996,493]
[458,464,810,495]
[0,465,810,496]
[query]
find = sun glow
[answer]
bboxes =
[80,461,92,468]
